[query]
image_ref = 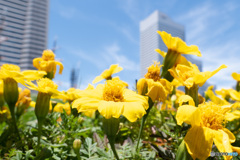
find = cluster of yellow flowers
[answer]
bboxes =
[0,31,240,160]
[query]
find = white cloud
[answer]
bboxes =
[103,43,139,71]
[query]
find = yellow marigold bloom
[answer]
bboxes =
[92,64,123,84]
[73,78,148,122]
[156,31,201,78]
[157,31,201,56]
[16,89,31,108]
[54,102,71,115]
[168,62,227,89]
[0,64,46,83]
[177,102,240,160]
[25,78,59,96]
[33,50,63,79]
[137,62,172,102]
[205,86,229,105]
[225,102,240,121]
[215,88,233,101]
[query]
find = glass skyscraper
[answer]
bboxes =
[0,0,49,70]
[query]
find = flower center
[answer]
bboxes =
[145,62,161,81]
[37,78,58,90]
[42,50,55,61]
[1,64,20,72]
[103,79,124,102]
[200,102,226,130]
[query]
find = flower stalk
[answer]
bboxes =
[102,117,120,160]
[185,85,199,107]
[136,98,154,152]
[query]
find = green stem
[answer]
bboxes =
[102,118,120,160]
[37,120,43,154]
[136,98,154,152]
[108,136,119,160]
[185,85,199,107]
[76,151,81,160]
[10,106,25,152]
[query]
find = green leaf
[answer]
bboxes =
[176,140,192,160]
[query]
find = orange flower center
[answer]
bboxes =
[1,64,21,72]
[200,102,226,130]
[145,62,161,81]
[103,79,124,102]
[37,78,58,90]
[42,50,55,61]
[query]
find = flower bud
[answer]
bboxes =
[35,92,51,122]
[3,78,19,109]
[73,139,81,151]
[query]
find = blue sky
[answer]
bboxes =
[48,0,240,91]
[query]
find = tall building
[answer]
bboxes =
[140,10,202,77]
[0,0,49,70]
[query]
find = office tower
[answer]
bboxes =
[0,0,49,70]
[140,10,202,77]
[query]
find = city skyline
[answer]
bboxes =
[0,0,49,70]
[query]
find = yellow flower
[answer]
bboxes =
[225,103,240,121]
[137,62,172,102]
[0,64,46,83]
[92,64,123,84]
[205,86,229,105]
[73,78,148,122]
[25,78,59,96]
[53,102,71,115]
[176,102,240,160]
[168,62,227,89]
[157,31,201,56]
[215,88,233,101]
[33,50,63,79]
[16,89,31,108]
[0,64,46,107]
[156,31,201,78]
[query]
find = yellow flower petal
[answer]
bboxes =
[184,126,214,160]
[122,102,146,122]
[155,48,166,57]
[157,31,201,56]
[232,72,240,81]
[213,129,233,160]
[176,105,201,126]
[176,95,195,106]
[98,101,124,119]
[194,64,227,87]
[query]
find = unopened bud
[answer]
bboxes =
[73,139,81,151]
[78,117,83,123]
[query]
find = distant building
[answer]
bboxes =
[140,10,208,94]
[0,0,49,70]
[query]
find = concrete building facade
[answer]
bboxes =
[0,0,49,70]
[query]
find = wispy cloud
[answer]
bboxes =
[102,43,139,71]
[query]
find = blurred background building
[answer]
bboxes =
[140,10,207,94]
[0,0,49,70]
